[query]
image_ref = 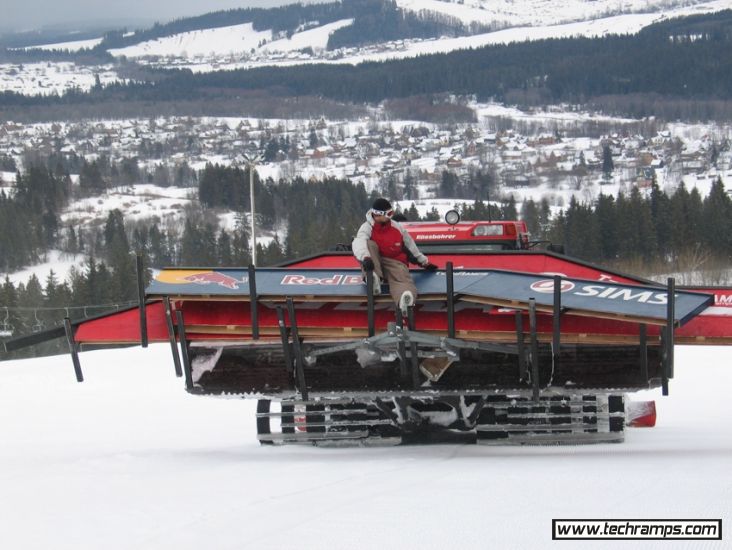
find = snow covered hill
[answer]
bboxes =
[10,0,730,89]
[396,0,728,28]
[105,0,732,73]
[0,343,729,548]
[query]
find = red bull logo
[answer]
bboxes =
[153,269,247,290]
[281,274,363,286]
[183,271,243,289]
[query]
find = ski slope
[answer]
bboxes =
[0,344,729,548]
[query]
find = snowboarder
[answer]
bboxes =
[352,198,437,316]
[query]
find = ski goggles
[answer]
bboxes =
[371,208,393,217]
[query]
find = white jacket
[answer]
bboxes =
[352,210,428,265]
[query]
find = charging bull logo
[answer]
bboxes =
[183,272,242,289]
[154,270,246,290]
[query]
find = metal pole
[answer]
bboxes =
[248,264,259,340]
[408,306,420,389]
[249,162,257,266]
[529,298,540,402]
[552,275,561,368]
[287,298,308,400]
[135,254,148,348]
[63,317,84,383]
[163,297,182,378]
[662,277,675,396]
[515,311,526,381]
[276,306,293,375]
[446,262,455,339]
[639,324,648,384]
[366,270,375,336]
[175,310,194,391]
[667,277,675,379]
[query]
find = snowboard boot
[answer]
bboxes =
[398,290,414,317]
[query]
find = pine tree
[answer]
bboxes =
[180,219,202,266]
[602,144,614,178]
[650,183,672,260]
[538,198,552,240]
[103,210,136,301]
[500,196,518,221]
[703,178,732,256]
[563,197,601,261]
[520,199,540,237]
[0,276,20,340]
[217,230,233,266]
[406,203,420,220]
[439,170,457,197]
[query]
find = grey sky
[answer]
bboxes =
[2,0,309,33]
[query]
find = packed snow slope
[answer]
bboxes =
[0,344,730,549]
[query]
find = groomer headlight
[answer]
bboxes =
[445,209,460,225]
[472,224,503,237]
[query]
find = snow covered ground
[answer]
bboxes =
[0,343,729,549]
[27,37,104,52]
[4,249,85,286]
[0,61,119,96]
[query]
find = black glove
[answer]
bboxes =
[362,257,375,271]
[422,262,438,271]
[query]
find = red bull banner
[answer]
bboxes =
[147,268,712,326]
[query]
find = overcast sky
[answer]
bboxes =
[2,0,312,33]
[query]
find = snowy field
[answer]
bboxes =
[0,62,119,96]
[0,344,729,549]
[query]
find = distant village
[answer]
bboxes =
[2,113,731,203]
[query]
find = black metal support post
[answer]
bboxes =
[248,264,259,340]
[276,306,293,375]
[63,317,84,382]
[662,277,675,396]
[515,311,526,381]
[529,298,540,402]
[163,297,183,377]
[552,275,561,368]
[396,311,409,378]
[446,261,455,339]
[175,310,194,391]
[135,254,148,348]
[286,298,308,400]
[407,306,420,388]
[366,270,375,337]
[639,324,648,383]
[667,277,675,379]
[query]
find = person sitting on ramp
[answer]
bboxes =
[352,198,437,316]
